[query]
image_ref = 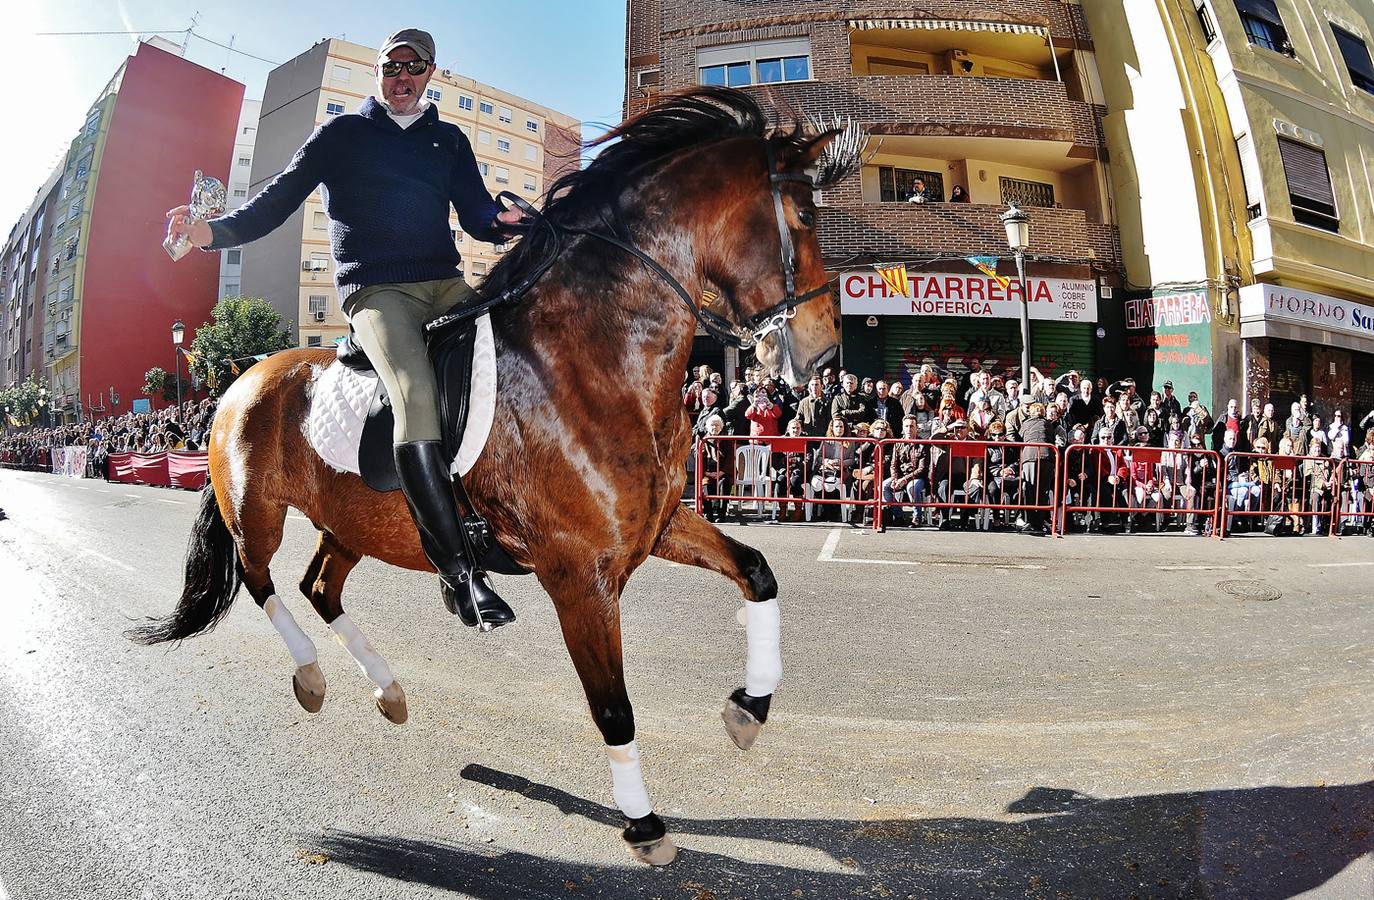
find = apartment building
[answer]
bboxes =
[1085,0,1374,417]
[1,38,242,422]
[220,98,262,301]
[626,1,1123,384]
[241,39,581,349]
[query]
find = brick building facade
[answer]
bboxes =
[626,0,1125,385]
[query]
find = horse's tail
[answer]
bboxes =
[126,484,243,645]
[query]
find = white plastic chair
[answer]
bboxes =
[734,443,773,518]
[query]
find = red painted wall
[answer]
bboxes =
[80,42,244,413]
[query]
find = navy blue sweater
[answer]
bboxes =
[208,96,503,298]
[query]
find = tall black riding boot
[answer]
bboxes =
[394,441,515,631]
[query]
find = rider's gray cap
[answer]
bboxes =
[379,28,435,63]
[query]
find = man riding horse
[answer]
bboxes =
[166,28,527,631]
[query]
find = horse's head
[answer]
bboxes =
[698,122,862,387]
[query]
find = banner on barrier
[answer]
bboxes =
[49,446,88,478]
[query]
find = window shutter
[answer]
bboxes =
[1235,133,1263,207]
[1277,137,1334,207]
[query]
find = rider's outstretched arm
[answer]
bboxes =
[205,122,336,250]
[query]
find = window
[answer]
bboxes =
[698,38,811,87]
[310,251,330,269]
[636,69,661,89]
[479,101,494,115]
[64,235,78,261]
[1195,1,1217,43]
[479,162,490,176]
[237,156,251,167]
[451,228,464,243]
[308,295,329,314]
[1000,177,1056,208]
[331,64,350,83]
[59,277,74,302]
[233,189,247,198]
[494,166,509,184]
[1234,0,1293,56]
[222,283,239,297]
[478,130,491,144]
[225,249,241,265]
[325,102,345,116]
[1332,26,1374,93]
[1278,137,1339,231]
[426,87,442,101]
[242,125,256,136]
[524,176,537,192]
[458,95,473,110]
[497,138,510,153]
[526,118,539,133]
[68,198,81,218]
[877,166,945,202]
[307,335,322,348]
[50,256,59,275]
[471,261,487,275]
[498,106,512,123]
[313,211,328,230]
[524,143,538,161]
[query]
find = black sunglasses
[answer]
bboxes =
[380,59,430,77]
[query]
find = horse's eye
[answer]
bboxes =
[798,209,815,228]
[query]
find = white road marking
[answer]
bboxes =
[123,493,141,499]
[817,528,841,562]
[154,498,182,505]
[1155,565,1246,571]
[79,546,137,573]
[817,528,1046,569]
[1307,561,1374,568]
[94,489,113,494]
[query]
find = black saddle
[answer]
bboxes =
[335,310,529,577]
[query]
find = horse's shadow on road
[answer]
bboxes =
[312,765,1374,899]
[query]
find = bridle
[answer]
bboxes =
[425,140,831,350]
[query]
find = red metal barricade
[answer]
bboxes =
[1058,445,1223,537]
[694,434,882,525]
[1334,457,1374,535]
[875,439,1060,533]
[1216,451,1339,537]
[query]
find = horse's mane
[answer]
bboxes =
[480,86,859,301]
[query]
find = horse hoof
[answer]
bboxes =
[722,697,763,750]
[292,663,326,713]
[374,681,408,725]
[626,834,677,866]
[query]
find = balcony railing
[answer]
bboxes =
[818,202,1120,268]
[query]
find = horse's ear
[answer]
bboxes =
[791,119,869,187]
[789,131,839,170]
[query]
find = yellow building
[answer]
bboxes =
[1084,0,1374,420]
[242,39,580,348]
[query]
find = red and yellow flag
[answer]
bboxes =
[873,263,910,297]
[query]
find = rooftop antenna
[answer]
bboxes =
[222,34,234,73]
[181,11,200,56]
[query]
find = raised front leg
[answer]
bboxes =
[650,505,781,750]
[543,568,676,866]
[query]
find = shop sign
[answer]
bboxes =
[1124,290,1213,387]
[840,268,1098,322]
[1240,283,1374,342]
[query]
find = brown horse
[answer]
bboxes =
[130,88,861,864]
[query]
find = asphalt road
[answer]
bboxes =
[2,467,1373,900]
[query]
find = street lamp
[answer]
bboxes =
[171,319,185,421]
[1000,203,1031,388]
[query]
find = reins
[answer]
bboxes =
[424,141,830,350]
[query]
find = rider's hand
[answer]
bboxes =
[496,208,527,227]
[165,206,213,249]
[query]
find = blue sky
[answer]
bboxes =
[2,0,626,228]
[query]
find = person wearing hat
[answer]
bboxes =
[1160,380,1183,421]
[165,27,528,631]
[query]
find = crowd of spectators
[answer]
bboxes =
[0,399,218,478]
[685,362,1374,537]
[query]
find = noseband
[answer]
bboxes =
[426,140,830,350]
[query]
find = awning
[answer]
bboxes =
[849,18,1048,37]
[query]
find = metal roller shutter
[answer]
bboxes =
[1278,138,1335,209]
[882,318,1094,383]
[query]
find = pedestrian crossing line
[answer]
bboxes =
[1307,561,1374,568]
[1155,565,1245,571]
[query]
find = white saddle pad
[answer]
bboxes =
[305,313,497,478]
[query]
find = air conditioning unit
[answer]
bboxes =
[313,310,327,321]
[302,260,327,272]
[442,68,453,77]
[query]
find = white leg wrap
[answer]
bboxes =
[264,595,318,668]
[329,614,395,689]
[605,740,653,820]
[744,598,782,698]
